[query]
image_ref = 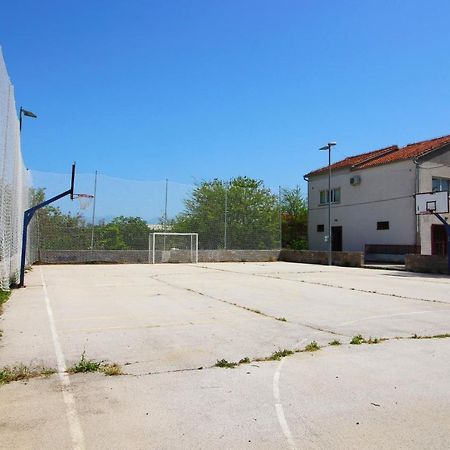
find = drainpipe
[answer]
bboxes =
[413,159,421,252]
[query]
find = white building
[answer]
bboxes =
[305,135,450,259]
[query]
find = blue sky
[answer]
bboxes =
[2,0,450,193]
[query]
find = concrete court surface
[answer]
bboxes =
[0,262,449,449]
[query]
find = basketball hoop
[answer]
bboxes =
[415,191,449,216]
[73,193,94,210]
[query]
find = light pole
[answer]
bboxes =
[19,107,37,132]
[319,142,336,265]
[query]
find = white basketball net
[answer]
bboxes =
[74,194,94,210]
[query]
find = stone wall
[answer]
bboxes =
[39,250,150,264]
[279,249,363,267]
[405,254,449,275]
[39,249,362,267]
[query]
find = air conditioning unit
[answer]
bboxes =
[350,175,361,186]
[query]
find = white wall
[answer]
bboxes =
[308,160,417,251]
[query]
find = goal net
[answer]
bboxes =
[149,233,198,264]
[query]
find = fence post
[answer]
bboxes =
[279,186,283,250]
[224,182,228,250]
[90,170,98,250]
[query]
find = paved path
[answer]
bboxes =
[1,263,449,449]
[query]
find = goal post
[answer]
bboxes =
[149,232,198,264]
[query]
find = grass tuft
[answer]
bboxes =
[366,337,381,344]
[411,333,450,340]
[304,341,320,352]
[68,351,102,373]
[101,363,123,376]
[329,339,341,346]
[277,317,287,322]
[267,349,294,361]
[0,289,11,305]
[214,359,237,368]
[350,334,365,345]
[67,351,123,376]
[238,357,251,364]
[0,289,11,314]
[0,364,56,385]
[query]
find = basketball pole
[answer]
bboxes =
[433,213,450,275]
[18,163,75,287]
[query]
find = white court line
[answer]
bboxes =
[273,358,296,450]
[274,309,450,448]
[273,336,311,450]
[40,267,85,450]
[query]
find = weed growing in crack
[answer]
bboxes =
[68,352,102,373]
[267,349,294,361]
[214,359,238,368]
[329,339,341,346]
[350,335,365,345]
[304,341,320,352]
[238,357,251,364]
[0,364,56,385]
[411,333,450,340]
[68,351,123,376]
[277,317,287,322]
[366,337,382,344]
[101,363,123,376]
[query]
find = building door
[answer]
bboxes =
[332,226,343,251]
[431,225,447,256]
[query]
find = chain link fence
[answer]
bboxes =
[34,174,284,252]
[0,49,36,289]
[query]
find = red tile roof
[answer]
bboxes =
[306,135,450,177]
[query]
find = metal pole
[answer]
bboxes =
[90,170,98,249]
[19,187,73,287]
[195,233,199,264]
[279,185,283,250]
[224,182,228,249]
[164,178,168,229]
[164,178,168,251]
[328,144,332,265]
[19,211,32,287]
[152,233,156,264]
[19,107,23,132]
[148,232,151,264]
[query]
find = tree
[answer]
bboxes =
[171,177,280,249]
[31,188,90,250]
[280,186,308,250]
[107,216,149,249]
[31,188,150,250]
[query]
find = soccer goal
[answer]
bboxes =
[149,232,199,264]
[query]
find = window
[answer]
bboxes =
[317,224,324,232]
[432,177,450,193]
[319,188,341,205]
[377,221,389,230]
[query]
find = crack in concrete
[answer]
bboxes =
[129,332,450,376]
[4,333,449,383]
[149,274,349,338]
[195,265,449,305]
[135,366,208,377]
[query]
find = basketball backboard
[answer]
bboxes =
[415,190,449,215]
